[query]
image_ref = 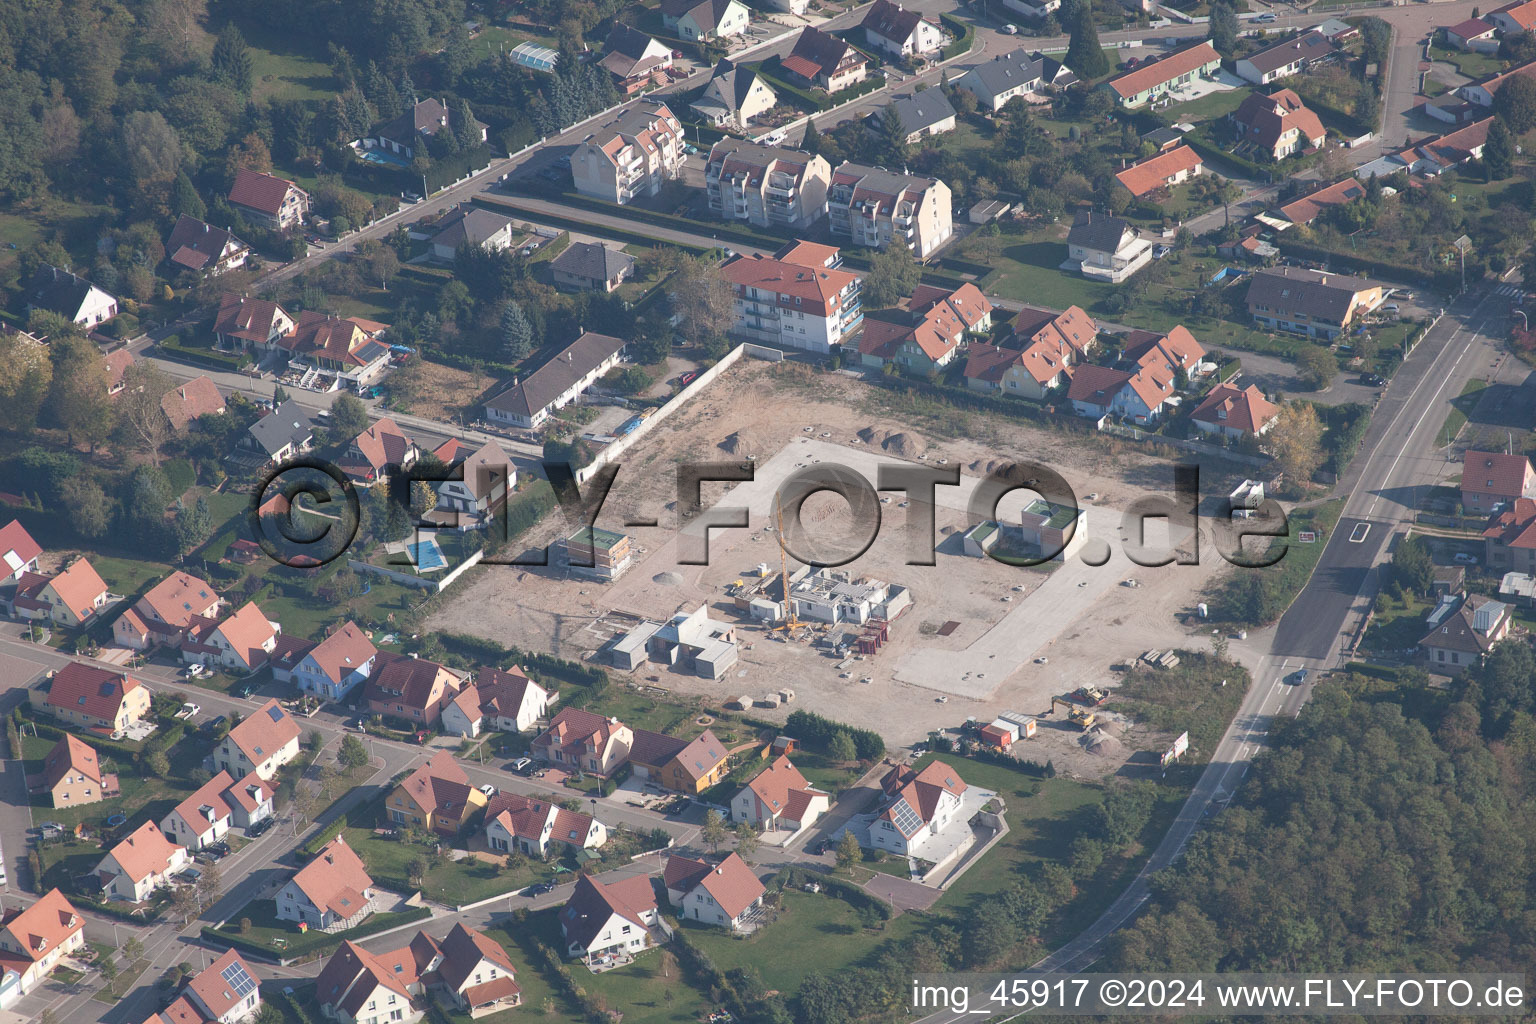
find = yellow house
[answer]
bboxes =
[387,750,488,836]
[629,728,730,795]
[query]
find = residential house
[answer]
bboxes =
[222,771,278,831]
[870,90,957,143]
[782,28,869,92]
[1275,176,1366,226]
[1235,30,1338,85]
[1371,118,1495,178]
[213,294,296,352]
[1421,592,1512,673]
[1485,498,1536,572]
[11,557,110,628]
[43,662,152,736]
[762,0,806,13]
[338,417,420,487]
[483,331,625,429]
[628,728,730,793]
[1219,235,1280,262]
[1002,0,1062,17]
[637,605,740,679]
[113,570,220,651]
[364,654,464,728]
[1190,383,1280,438]
[366,99,487,161]
[484,792,607,858]
[858,282,992,372]
[719,248,863,354]
[560,873,664,961]
[691,59,778,127]
[37,734,115,808]
[705,141,832,230]
[23,266,117,327]
[1246,266,1386,339]
[441,665,556,738]
[281,311,393,392]
[165,216,250,277]
[434,923,522,1018]
[954,50,1075,113]
[729,755,829,834]
[661,0,750,41]
[180,949,263,1024]
[554,525,636,581]
[96,821,188,902]
[867,760,968,858]
[1065,210,1152,283]
[549,242,636,293]
[1102,41,1221,107]
[1115,145,1204,199]
[285,621,378,701]
[160,375,227,432]
[1231,89,1326,160]
[314,939,426,1024]
[663,853,765,931]
[599,24,674,95]
[572,101,683,204]
[237,399,318,466]
[0,889,85,994]
[1486,0,1536,34]
[1067,362,1176,424]
[1444,17,1497,50]
[180,600,280,675]
[532,707,634,776]
[276,836,377,932]
[428,206,516,261]
[216,699,302,781]
[0,520,42,588]
[1122,323,1206,379]
[861,0,946,58]
[430,439,516,527]
[1013,303,1097,360]
[161,771,242,851]
[1462,451,1536,513]
[827,162,953,258]
[227,169,310,232]
[963,342,1069,401]
[387,750,487,835]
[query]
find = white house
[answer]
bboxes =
[484,793,607,858]
[560,874,666,961]
[661,0,750,41]
[285,621,378,701]
[314,940,423,1024]
[1064,210,1152,283]
[719,248,863,355]
[161,771,238,851]
[867,761,967,859]
[663,853,766,931]
[276,836,377,932]
[861,0,946,58]
[96,822,188,902]
[431,439,515,529]
[180,601,279,675]
[571,102,683,205]
[180,949,263,1024]
[441,666,556,738]
[24,266,117,327]
[483,332,625,429]
[0,889,85,994]
[730,755,830,836]
[216,700,302,782]
[428,206,516,261]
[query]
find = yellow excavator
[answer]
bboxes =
[1048,695,1097,730]
[771,498,803,637]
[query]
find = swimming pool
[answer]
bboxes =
[358,148,411,168]
[406,537,447,572]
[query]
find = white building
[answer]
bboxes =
[730,754,830,836]
[861,0,946,58]
[215,699,302,781]
[571,101,683,205]
[96,822,188,903]
[276,836,377,932]
[662,853,766,931]
[24,266,117,327]
[560,874,667,961]
[1064,210,1151,283]
[705,141,831,230]
[868,761,967,859]
[482,331,625,429]
[791,567,911,625]
[719,247,862,354]
[827,163,953,258]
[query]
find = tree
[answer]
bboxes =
[1269,403,1325,485]
[1392,534,1435,596]
[117,361,176,463]
[60,476,112,538]
[170,171,206,219]
[1210,632,1229,660]
[863,242,920,309]
[702,810,728,852]
[409,479,438,518]
[122,936,144,964]
[827,730,857,763]
[212,25,255,94]
[1494,72,1536,133]
[734,821,759,857]
[99,953,119,987]
[835,830,861,868]
[338,733,369,770]
[801,117,821,157]
[1208,0,1239,55]
[877,102,909,167]
[145,748,170,777]
[365,243,400,290]
[1066,0,1111,80]
[0,329,53,432]
[327,393,371,444]
[46,335,114,447]
[500,301,536,360]
[1359,17,1392,67]
[452,97,481,151]
[197,862,223,905]
[1484,117,1515,179]
[172,885,199,924]
[121,111,184,189]
[668,255,736,353]
[1294,346,1337,391]
[175,496,214,554]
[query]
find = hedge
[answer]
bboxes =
[474,195,712,255]
[1342,661,1402,681]
[157,336,250,373]
[785,709,885,760]
[202,904,431,962]
[939,12,975,61]
[16,707,175,763]
[1273,238,1459,294]
[527,938,611,1023]
[435,631,611,690]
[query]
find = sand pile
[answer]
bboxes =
[882,432,925,458]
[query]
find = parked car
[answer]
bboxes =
[1383,303,1401,313]
[527,880,557,896]
[1256,12,1277,21]
[1454,552,1479,564]
[175,702,200,720]
[247,817,275,838]
[202,716,227,735]
[1001,23,1018,33]
[509,757,534,775]
[1361,373,1386,386]
[480,784,498,797]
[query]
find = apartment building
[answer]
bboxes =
[705,140,832,230]
[827,162,953,258]
[571,101,683,205]
[719,246,863,354]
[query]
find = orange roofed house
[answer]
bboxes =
[1484,497,1536,573]
[316,923,519,1022]
[484,792,607,858]
[276,836,377,932]
[730,754,830,836]
[663,853,766,931]
[96,820,189,902]
[720,246,863,355]
[159,375,226,433]
[1231,89,1326,161]
[278,620,378,700]
[867,760,969,859]
[0,518,42,588]
[627,728,730,794]
[216,699,302,781]
[365,654,464,728]
[387,750,489,835]
[180,600,280,675]
[1461,450,1536,514]
[571,100,683,206]
[11,556,111,628]
[278,311,393,393]
[532,708,634,777]
[1115,145,1204,199]
[213,294,296,352]
[1190,382,1280,438]
[859,282,992,373]
[227,168,311,232]
[560,873,668,962]
[163,948,264,1024]
[113,570,221,650]
[41,662,152,737]
[339,417,420,486]
[1102,40,1220,108]
[782,27,868,92]
[35,734,117,807]
[0,889,85,993]
[160,769,276,850]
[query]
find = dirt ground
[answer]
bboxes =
[392,359,497,422]
[432,360,1246,779]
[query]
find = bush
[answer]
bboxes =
[785,709,885,760]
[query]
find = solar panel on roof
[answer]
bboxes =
[267,706,284,722]
[221,960,257,998]
[890,798,923,835]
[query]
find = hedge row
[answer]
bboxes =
[785,709,885,761]
[670,930,754,1021]
[939,12,975,62]
[527,937,612,1022]
[15,707,178,763]
[1342,661,1402,681]
[1274,238,1458,294]
[157,336,250,373]
[435,631,612,690]
[201,904,431,962]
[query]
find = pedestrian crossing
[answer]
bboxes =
[1493,284,1524,299]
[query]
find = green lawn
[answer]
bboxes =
[685,888,868,995]
[230,17,338,104]
[342,822,540,905]
[1427,43,1506,81]
[22,728,203,833]
[1361,592,1434,655]
[1166,86,1253,122]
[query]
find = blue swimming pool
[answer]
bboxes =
[407,537,447,571]
[358,148,411,168]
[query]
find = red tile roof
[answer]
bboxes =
[306,621,378,685]
[168,770,237,841]
[1446,16,1495,37]
[43,558,108,621]
[1463,450,1535,499]
[744,754,824,816]
[0,519,42,571]
[103,821,184,884]
[878,760,967,836]
[1115,145,1203,198]
[563,874,657,951]
[185,948,257,1019]
[46,662,145,723]
[0,889,82,963]
[1105,41,1219,99]
[1066,363,1135,408]
[1486,498,1536,549]
[40,734,103,792]
[690,852,765,919]
[720,253,858,317]
[1190,383,1279,433]
[1233,88,1326,155]
[138,570,219,630]
[292,836,374,919]
[228,169,303,217]
[160,375,226,432]
[104,348,134,392]
[398,750,476,821]
[436,922,517,995]
[342,418,416,479]
[227,698,301,766]
[1278,176,1365,225]
[214,294,292,346]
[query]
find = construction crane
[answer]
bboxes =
[1048,695,1097,730]
[773,496,800,634]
